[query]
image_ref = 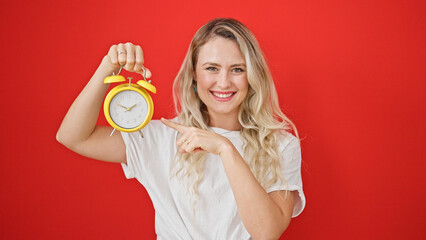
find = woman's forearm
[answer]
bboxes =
[220,144,290,240]
[56,56,116,148]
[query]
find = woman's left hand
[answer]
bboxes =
[161,118,232,155]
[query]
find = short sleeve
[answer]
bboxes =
[267,133,306,218]
[120,131,143,180]
[120,120,178,187]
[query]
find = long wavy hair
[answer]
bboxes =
[172,18,299,200]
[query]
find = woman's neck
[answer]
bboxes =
[208,112,241,131]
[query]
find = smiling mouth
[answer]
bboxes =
[211,91,236,98]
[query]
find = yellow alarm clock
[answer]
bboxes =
[103,66,156,136]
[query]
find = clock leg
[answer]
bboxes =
[110,128,117,136]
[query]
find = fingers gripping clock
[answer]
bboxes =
[103,66,156,136]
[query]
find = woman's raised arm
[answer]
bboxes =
[56,43,151,163]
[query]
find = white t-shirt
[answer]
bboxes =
[121,119,306,240]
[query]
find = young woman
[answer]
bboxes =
[57,18,305,239]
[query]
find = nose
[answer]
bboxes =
[216,72,232,89]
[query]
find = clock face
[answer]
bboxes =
[109,90,149,129]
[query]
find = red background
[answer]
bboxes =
[0,0,425,239]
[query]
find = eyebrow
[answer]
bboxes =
[201,62,246,68]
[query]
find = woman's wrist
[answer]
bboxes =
[100,55,119,74]
[90,56,119,86]
[219,139,237,159]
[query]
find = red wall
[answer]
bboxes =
[1,0,425,239]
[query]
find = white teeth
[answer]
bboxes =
[212,92,234,98]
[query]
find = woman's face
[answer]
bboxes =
[195,37,248,121]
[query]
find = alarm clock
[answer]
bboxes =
[103,66,156,136]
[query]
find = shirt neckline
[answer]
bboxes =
[209,126,241,137]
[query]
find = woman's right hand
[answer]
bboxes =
[104,42,152,78]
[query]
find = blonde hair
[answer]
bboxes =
[172,18,299,200]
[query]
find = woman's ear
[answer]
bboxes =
[192,66,197,81]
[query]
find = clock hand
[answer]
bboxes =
[127,104,137,111]
[123,104,137,112]
[117,103,128,110]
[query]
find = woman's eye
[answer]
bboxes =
[206,67,218,71]
[232,68,244,72]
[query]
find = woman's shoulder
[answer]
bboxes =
[277,130,300,152]
[276,130,302,168]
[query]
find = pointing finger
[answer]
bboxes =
[161,118,186,133]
